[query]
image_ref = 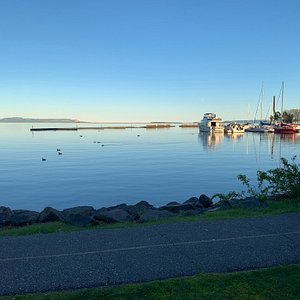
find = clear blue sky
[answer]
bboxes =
[0,0,299,122]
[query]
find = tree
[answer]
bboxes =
[271,111,281,123]
[287,109,300,121]
[282,111,295,123]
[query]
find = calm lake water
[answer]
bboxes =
[0,123,299,210]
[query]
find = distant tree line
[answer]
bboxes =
[270,108,300,123]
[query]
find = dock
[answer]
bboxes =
[30,126,146,132]
[30,124,177,132]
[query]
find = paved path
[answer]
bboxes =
[1,213,300,296]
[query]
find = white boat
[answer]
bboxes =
[224,123,245,133]
[245,125,273,133]
[198,113,224,133]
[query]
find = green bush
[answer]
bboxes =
[238,156,300,200]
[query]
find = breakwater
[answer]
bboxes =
[0,195,269,229]
[30,124,176,131]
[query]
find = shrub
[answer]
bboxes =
[238,156,300,200]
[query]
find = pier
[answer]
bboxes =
[30,126,144,131]
[30,124,176,132]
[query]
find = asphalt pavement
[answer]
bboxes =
[0,213,300,296]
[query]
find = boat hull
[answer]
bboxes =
[274,123,297,134]
[274,128,297,134]
[198,125,224,133]
[245,126,274,133]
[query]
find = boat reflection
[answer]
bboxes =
[224,133,244,141]
[198,132,224,150]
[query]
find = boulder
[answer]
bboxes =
[217,197,268,210]
[0,206,13,227]
[11,210,39,226]
[104,203,129,211]
[216,200,232,210]
[166,201,180,206]
[94,208,133,223]
[140,209,176,222]
[229,197,268,209]
[125,201,153,218]
[64,214,95,227]
[62,206,95,216]
[183,197,205,208]
[160,203,194,213]
[199,194,213,208]
[38,207,64,223]
[62,206,96,227]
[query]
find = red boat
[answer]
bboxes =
[274,122,297,134]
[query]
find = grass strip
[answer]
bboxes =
[1,264,299,300]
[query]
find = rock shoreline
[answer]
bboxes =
[0,194,269,229]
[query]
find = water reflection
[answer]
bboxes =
[198,132,224,150]
[224,133,244,141]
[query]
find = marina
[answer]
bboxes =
[198,112,300,134]
[0,122,299,211]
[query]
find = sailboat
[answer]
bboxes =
[273,82,297,134]
[245,83,274,133]
[274,122,297,134]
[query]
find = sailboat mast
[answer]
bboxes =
[261,81,264,122]
[281,81,284,114]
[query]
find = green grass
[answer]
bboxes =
[1,199,300,237]
[1,264,299,300]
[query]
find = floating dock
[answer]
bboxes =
[30,126,145,131]
[30,123,197,132]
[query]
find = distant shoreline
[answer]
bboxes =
[0,117,85,123]
[0,118,193,124]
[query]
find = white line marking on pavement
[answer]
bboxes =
[1,231,300,262]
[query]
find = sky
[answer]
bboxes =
[0,0,299,122]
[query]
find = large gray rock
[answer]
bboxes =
[160,203,194,213]
[64,214,95,227]
[183,197,205,208]
[140,209,176,222]
[0,206,13,227]
[94,208,133,223]
[62,206,95,216]
[125,201,153,218]
[104,203,129,211]
[62,206,96,227]
[230,197,268,209]
[11,210,39,226]
[166,201,180,206]
[217,197,268,210]
[217,200,232,210]
[199,194,213,208]
[38,207,64,223]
